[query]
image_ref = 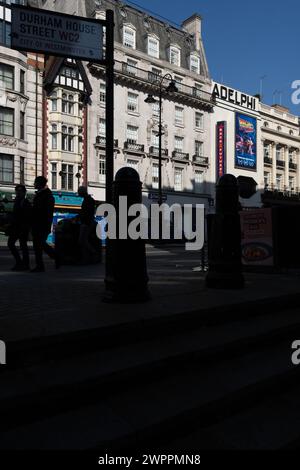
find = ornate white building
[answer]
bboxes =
[260,103,300,206]
[41,0,215,210]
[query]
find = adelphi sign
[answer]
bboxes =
[212,83,258,111]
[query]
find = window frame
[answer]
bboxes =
[0,153,14,184]
[123,25,136,49]
[147,35,159,58]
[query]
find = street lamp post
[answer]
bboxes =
[145,73,178,206]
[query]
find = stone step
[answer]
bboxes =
[0,321,299,449]
[7,291,300,369]
[168,382,300,450]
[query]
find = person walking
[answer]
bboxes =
[7,184,31,271]
[31,176,56,273]
[77,186,96,264]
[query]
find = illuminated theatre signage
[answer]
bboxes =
[216,121,226,179]
[212,83,257,111]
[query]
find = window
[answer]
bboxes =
[190,55,200,74]
[51,91,57,112]
[195,141,204,157]
[123,26,136,49]
[276,173,283,190]
[98,118,106,137]
[264,172,271,188]
[148,36,159,58]
[289,149,294,162]
[152,100,160,117]
[152,163,159,189]
[62,94,74,114]
[20,156,25,185]
[0,154,13,183]
[51,124,58,149]
[62,126,75,152]
[126,59,138,76]
[0,107,14,136]
[0,13,11,47]
[264,143,270,158]
[289,176,295,191]
[100,82,106,103]
[127,92,138,113]
[174,136,184,152]
[127,159,138,171]
[195,170,203,193]
[20,111,25,140]
[126,125,138,144]
[174,76,183,92]
[20,70,25,94]
[174,168,183,191]
[149,67,161,83]
[169,46,180,66]
[195,112,204,130]
[276,146,281,160]
[99,154,106,183]
[151,131,159,148]
[0,63,14,90]
[51,162,57,190]
[61,164,74,191]
[175,106,184,125]
[193,82,202,98]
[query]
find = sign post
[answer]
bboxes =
[11,5,104,62]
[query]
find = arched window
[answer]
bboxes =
[51,91,57,112]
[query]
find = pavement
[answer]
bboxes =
[0,243,300,344]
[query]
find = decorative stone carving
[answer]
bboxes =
[0,137,17,147]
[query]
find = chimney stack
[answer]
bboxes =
[182,13,202,51]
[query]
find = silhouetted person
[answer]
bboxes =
[7,184,31,271]
[31,176,56,273]
[78,186,96,264]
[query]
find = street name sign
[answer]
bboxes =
[11,5,103,62]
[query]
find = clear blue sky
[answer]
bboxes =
[125,0,300,115]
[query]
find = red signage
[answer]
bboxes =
[216,121,226,179]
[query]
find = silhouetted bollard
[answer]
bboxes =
[206,174,244,289]
[104,167,150,303]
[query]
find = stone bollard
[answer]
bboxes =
[104,167,150,303]
[205,174,244,289]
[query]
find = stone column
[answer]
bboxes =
[272,142,277,188]
[284,145,289,190]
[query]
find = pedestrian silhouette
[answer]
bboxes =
[78,186,96,264]
[31,176,57,273]
[7,184,31,271]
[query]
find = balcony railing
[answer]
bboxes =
[124,141,145,153]
[114,60,213,105]
[193,155,209,166]
[289,162,298,171]
[148,146,168,157]
[276,160,285,168]
[264,156,272,165]
[95,136,118,147]
[172,150,189,161]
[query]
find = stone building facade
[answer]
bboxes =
[41,0,214,209]
[0,0,43,196]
